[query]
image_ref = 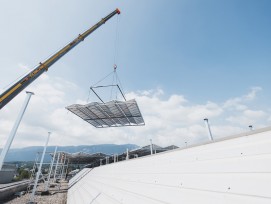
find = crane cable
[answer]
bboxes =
[114,14,120,68]
[87,15,126,102]
[110,15,126,101]
[111,15,119,100]
[86,71,114,102]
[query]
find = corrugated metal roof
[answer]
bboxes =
[66,99,145,128]
[67,126,271,204]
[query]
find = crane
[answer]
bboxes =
[0,8,120,110]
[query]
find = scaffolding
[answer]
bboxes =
[27,149,68,195]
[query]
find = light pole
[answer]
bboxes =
[204,118,214,141]
[150,139,153,155]
[0,91,34,170]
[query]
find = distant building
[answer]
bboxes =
[0,163,17,184]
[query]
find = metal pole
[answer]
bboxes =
[0,91,34,170]
[61,154,66,179]
[29,132,50,203]
[60,156,64,179]
[30,153,39,181]
[53,152,60,182]
[249,125,253,131]
[65,160,69,180]
[126,148,129,160]
[150,139,153,155]
[45,146,57,191]
[204,118,213,141]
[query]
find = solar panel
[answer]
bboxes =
[60,152,108,164]
[66,99,145,128]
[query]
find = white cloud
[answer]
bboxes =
[226,109,266,126]
[243,109,266,118]
[18,63,31,72]
[222,87,269,127]
[223,87,262,111]
[244,87,262,100]
[0,75,270,149]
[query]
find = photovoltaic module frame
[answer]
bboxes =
[66,99,145,128]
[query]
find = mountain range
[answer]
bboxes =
[0,144,138,162]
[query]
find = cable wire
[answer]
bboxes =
[90,71,114,87]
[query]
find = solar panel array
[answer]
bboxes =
[66,99,145,128]
[64,152,107,163]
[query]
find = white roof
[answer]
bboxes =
[67,126,271,204]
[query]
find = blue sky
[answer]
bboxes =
[0,1,270,148]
